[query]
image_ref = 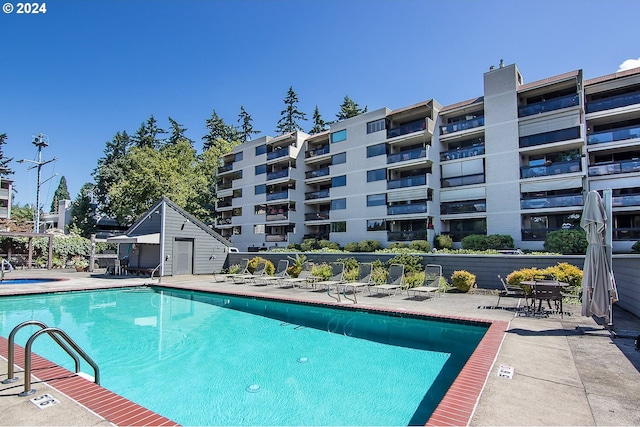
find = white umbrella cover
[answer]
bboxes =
[580,191,618,318]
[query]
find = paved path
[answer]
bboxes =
[1,269,639,426]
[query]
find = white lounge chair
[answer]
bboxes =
[219,258,250,282]
[257,260,290,286]
[338,263,373,304]
[409,264,442,299]
[369,264,405,296]
[281,262,317,288]
[232,261,267,284]
[313,262,345,291]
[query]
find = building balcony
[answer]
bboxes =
[266,212,288,221]
[387,118,427,139]
[305,189,330,200]
[586,90,640,114]
[440,117,485,135]
[441,200,486,215]
[588,159,640,176]
[387,174,427,190]
[266,190,289,201]
[305,167,330,179]
[613,227,640,241]
[613,193,640,207]
[304,232,329,240]
[305,145,330,158]
[217,182,233,191]
[441,173,485,188]
[520,127,581,148]
[441,144,484,161]
[387,147,427,164]
[305,211,330,221]
[518,93,580,118]
[387,203,428,216]
[521,160,581,179]
[588,124,640,145]
[387,230,427,242]
[265,234,287,242]
[217,164,233,174]
[267,146,290,161]
[216,217,232,226]
[521,194,584,210]
[267,169,289,180]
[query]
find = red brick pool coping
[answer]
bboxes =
[1,284,508,426]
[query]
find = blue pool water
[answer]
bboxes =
[0,287,487,426]
[0,278,63,285]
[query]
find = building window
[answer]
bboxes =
[254,204,266,215]
[232,207,242,216]
[367,119,385,134]
[254,224,265,234]
[331,221,346,233]
[367,219,386,231]
[232,226,241,235]
[332,152,346,165]
[233,189,242,198]
[255,164,267,175]
[331,175,346,187]
[331,129,347,143]
[234,152,243,162]
[367,143,387,157]
[255,184,266,195]
[331,198,346,210]
[367,193,386,206]
[255,144,267,155]
[367,168,386,182]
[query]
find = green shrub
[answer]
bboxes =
[287,243,302,251]
[286,254,307,277]
[387,242,409,250]
[311,263,332,280]
[386,254,423,274]
[344,240,381,252]
[451,270,476,292]
[247,257,275,275]
[300,239,320,252]
[544,229,587,254]
[632,241,640,253]
[485,234,514,249]
[336,257,359,282]
[318,240,340,250]
[461,234,488,250]
[433,234,453,250]
[408,240,430,252]
[370,259,387,284]
[343,242,359,252]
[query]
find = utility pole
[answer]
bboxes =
[17,134,57,233]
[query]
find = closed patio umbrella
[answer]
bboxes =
[580,190,618,324]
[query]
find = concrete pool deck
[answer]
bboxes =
[1,269,639,426]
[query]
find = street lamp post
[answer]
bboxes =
[17,134,57,233]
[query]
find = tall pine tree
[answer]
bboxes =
[203,110,238,150]
[276,86,306,134]
[70,182,98,238]
[336,95,368,121]
[131,114,165,149]
[309,105,327,134]
[50,176,71,213]
[0,133,14,178]
[167,117,193,146]
[92,131,131,216]
[237,106,259,143]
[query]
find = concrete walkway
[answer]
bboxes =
[1,269,639,426]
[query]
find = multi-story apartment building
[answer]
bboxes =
[0,178,12,221]
[216,62,640,252]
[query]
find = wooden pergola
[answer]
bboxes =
[0,232,54,269]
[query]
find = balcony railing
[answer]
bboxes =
[588,159,640,176]
[518,93,580,117]
[266,190,288,201]
[387,174,427,190]
[265,234,287,242]
[440,117,484,135]
[267,146,290,161]
[217,164,233,174]
[387,203,428,215]
[387,119,426,139]
[441,200,486,214]
[612,227,640,240]
[519,127,581,148]
[305,211,330,221]
[521,194,584,210]
[441,173,485,188]
[441,144,484,161]
[305,145,330,158]
[266,212,288,221]
[217,200,232,208]
[612,194,640,207]
[267,169,289,180]
[588,124,640,145]
[586,90,640,113]
[217,218,232,225]
[387,148,427,164]
[304,232,329,240]
[387,230,427,242]
[520,160,581,178]
[305,167,330,179]
[217,182,233,190]
[305,189,330,200]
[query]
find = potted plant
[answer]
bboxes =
[71,255,89,272]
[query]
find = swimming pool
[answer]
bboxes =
[0,278,66,285]
[0,286,488,426]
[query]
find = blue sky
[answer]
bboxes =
[1,0,639,209]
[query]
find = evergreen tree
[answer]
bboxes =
[237,106,259,143]
[50,176,71,213]
[0,133,14,178]
[70,182,98,238]
[276,86,306,134]
[203,110,238,150]
[309,105,327,134]
[336,95,368,121]
[131,114,165,149]
[167,117,193,146]
[92,131,131,216]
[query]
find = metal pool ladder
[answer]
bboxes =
[2,320,100,396]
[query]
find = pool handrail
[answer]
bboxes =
[19,326,101,396]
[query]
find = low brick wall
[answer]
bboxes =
[226,252,640,319]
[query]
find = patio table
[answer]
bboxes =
[520,281,569,316]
